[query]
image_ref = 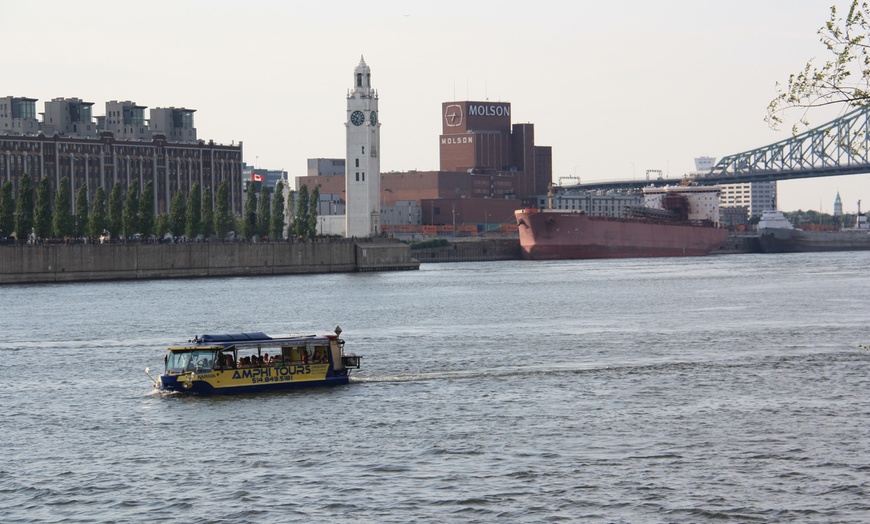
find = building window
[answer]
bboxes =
[355,172,359,182]
[361,146,365,154]
[355,158,359,168]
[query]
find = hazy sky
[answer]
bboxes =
[3,0,867,213]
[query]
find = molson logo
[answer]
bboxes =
[444,104,463,127]
[468,104,510,117]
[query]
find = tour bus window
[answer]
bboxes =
[166,351,191,373]
[313,346,328,363]
[177,349,217,372]
[219,352,235,369]
[284,346,309,363]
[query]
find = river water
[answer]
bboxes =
[1,252,868,523]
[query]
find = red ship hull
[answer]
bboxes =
[515,209,728,260]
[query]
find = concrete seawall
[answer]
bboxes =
[0,239,419,285]
[413,238,522,262]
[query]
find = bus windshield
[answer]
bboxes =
[166,350,217,373]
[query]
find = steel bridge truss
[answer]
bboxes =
[702,106,870,185]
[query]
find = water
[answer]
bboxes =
[1,252,868,523]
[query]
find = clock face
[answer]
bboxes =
[350,110,365,126]
[369,111,378,126]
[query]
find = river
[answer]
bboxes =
[1,252,868,523]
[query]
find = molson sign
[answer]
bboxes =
[441,135,474,145]
[442,101,511,133]
[468,103,510,117]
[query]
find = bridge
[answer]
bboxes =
[570,106,870,191]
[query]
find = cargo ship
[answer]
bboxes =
[515,185,728,260]
[757,209,870,253]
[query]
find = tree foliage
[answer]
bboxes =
[271,180,286,239]
[53,176,74,238]
[767,1,870,132]
[294,185,309,238]
[285,189,296,238]
[257,185,271,237]
[123,179,140,239]
[0,181,15,238]
[186,182,202,239]
[243,182,258,239]
[215,180,232,240]
[156,213,170,237]
[108,182,123,238]
[308,186,319,237]
[201,186,214,238]
[89,187,107,239]
[15,173,34,240]
[139,181,155,237]
[34,177,53,240]
[169,190,186,237]
[74,184,89,238]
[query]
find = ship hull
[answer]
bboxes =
[758,228,870,253]
[515,209,728,260]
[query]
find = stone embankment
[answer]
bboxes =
[412,238,522,262]
[0,238,419,285]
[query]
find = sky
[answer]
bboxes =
[3,0,868,213]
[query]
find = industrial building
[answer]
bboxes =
[296,96,553,235]
[695,156,776,220]
[0,96,243,219]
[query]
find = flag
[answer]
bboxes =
[252,174,263,182]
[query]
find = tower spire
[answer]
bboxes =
[353,55,372,95]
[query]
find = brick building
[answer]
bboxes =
[297,99,553,230]
[440,101,551,201]
[0,96,243,220]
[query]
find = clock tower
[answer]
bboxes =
[345,56,381,237]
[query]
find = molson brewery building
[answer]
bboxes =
[300,99,552,232]
[390,100,552,228]
[439,100,548,201]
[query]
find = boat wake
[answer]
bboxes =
[351,363,603,384]
[351,350,865,385]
